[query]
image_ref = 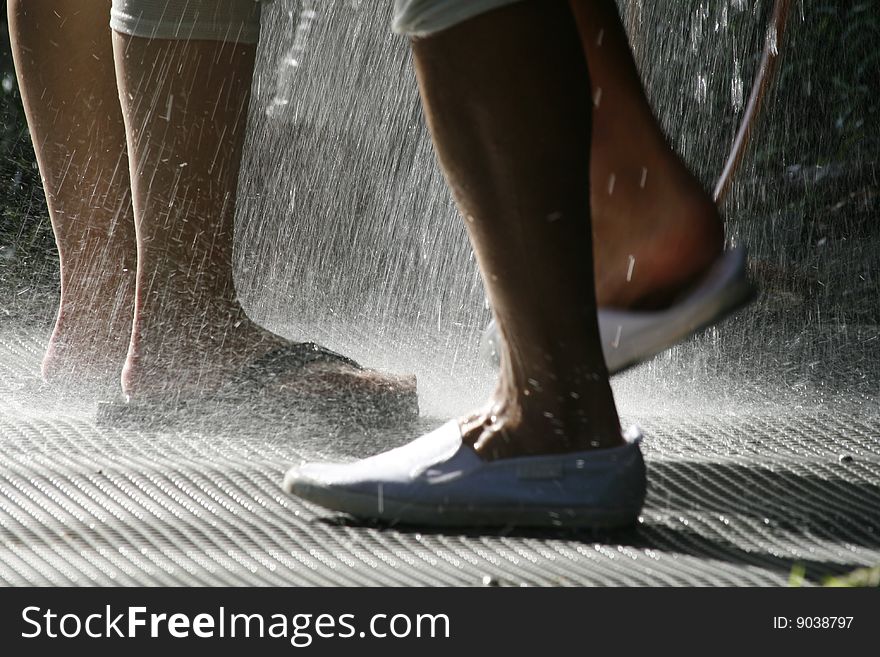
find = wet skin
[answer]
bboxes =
[10,0,722,451]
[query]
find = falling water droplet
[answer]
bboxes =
[731,59,743,112]
[161,94,173,121]
[768,25,779,56]
[695,74,708,103]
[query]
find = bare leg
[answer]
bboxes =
[8,0,136,388]
[412,1,622,459]
[112,32,412,402]
[572,0,724,309]
[112,33,264,397]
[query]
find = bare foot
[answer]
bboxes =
[41,268,135,392]
[121,300,416,410]
[590,150,724,311]
[570,0,725,312]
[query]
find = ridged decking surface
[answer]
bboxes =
[2,327,877,587]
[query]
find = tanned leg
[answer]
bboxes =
[412,0,622,460]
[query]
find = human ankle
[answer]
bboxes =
[464,370,623,460]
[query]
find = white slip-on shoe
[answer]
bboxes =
[283,421,646,528]
[481,246,757,374]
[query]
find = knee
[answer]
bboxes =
[392,0,527,37]
[110,0,266,43]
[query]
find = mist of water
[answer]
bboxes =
[236,1,492,417]
[231,0,876,422]
[1,0,875,422]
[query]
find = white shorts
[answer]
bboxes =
[109,0,527,42]
[392,0,527,36]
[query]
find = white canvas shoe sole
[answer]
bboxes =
[283,422,646,528]
[481,246,756,374]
